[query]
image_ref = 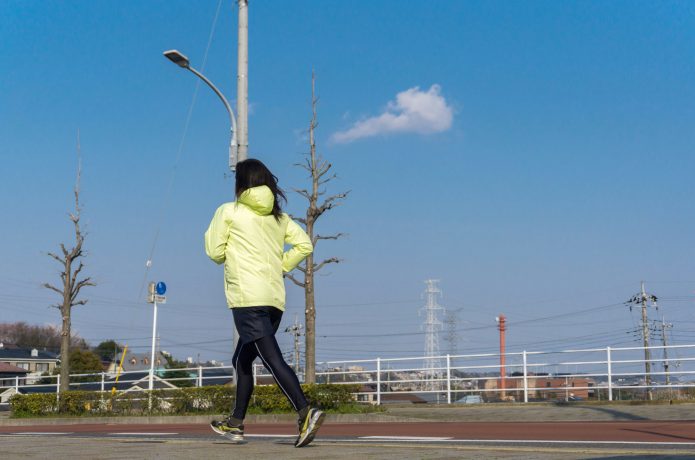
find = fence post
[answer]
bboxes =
[606,346,613,401]
[522,350,528,403]
[252,363,257,386]
[56,374,60,404]
[100,372,105,393]
[198,366,203,387]
[376,358,381,406]
[15,375,19,392]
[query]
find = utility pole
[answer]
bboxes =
[285,314,303,376]
[236,0,248,161]
[626,281,658,401]
[659,317,673,387]
[496,314,507,400]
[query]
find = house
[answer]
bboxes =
[0,362,29,388]
[105,352,167,375]
[0,344,59,383]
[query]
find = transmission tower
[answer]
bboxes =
[420,279,445,390]
[444,308,462,356]
[625,281,658,401]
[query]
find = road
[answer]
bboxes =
[2,420,695,459]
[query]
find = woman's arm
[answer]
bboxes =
[204,204,230,264]
[282,218,313,272]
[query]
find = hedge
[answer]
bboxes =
[10,384,365,417]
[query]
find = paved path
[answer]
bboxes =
[3,404,695,458]
[2,420,695,442]
[2,420,695,459]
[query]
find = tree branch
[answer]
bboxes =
[293,188,311,200]
[319,173,337,186]
[313,233,346,245]
[43,283,64,296]
[71,262,84,288]
[314,257,340,273]
[283,272,305,288]
[74,277,95,294]
[316,191,351,216]
[47,252,66,265]
[316,160,331,179]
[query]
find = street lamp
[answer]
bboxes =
[163,49,239,172]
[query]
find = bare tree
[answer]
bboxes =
[285,73,349,383]
[43,133,95,393]
[0,322,87,351]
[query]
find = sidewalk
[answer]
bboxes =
[2,402,693,426]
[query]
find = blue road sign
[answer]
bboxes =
[156,282,167,295]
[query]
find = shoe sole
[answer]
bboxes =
[210,423,226,436]
[295,411,326,448]
[210,423,244,443]
[222,432,245,443]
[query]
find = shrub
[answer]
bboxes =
[10,384,364,417]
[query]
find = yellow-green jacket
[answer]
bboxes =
[204,185,313,310]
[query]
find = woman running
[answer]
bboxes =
[205,158,324,448]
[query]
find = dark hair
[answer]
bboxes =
[235,158,286,220]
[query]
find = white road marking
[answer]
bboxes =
[360,436,453,441]
[246,434,296,438]
[341,438,695,447]
[466,439,695,446]
[109,432,178,436]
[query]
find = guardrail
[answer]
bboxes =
[2,343,693,405]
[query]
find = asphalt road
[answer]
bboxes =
[2,420,695,459]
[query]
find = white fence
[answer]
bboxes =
[3,343,694,405]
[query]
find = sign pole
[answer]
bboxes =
[147,282,167,411]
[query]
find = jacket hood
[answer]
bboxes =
[238,185,274,216]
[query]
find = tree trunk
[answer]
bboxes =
[304,241,316,383]
[59,306,71,394]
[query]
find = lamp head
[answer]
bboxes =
[163,50,190,68]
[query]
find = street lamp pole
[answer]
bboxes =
[163,50,241,353]
[163,49,239,172]
[237,0,249,159]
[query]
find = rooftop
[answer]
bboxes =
[0,348,59,361]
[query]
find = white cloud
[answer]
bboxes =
[331,84,453,144]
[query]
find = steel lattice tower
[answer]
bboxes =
[421,279,445,389]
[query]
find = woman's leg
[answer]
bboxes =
[253,334,308,412]
[231,341,258,421]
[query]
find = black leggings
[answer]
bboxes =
[231,334,308,420]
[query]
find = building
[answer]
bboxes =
[105,352,167,375]
[0,344,59,383]
[482,374,595,401]
[0,362,29,388]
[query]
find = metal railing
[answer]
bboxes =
[2,343,694,405]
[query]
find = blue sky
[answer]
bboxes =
[1,0,694,365]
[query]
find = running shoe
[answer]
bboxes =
[210,417,244,442]
[295,407,325,448]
